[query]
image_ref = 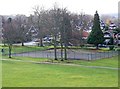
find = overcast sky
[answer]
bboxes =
[0,0,119,16]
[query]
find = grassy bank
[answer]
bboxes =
[2,56,118,87]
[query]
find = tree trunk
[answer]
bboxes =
[8,44,12,58]
[79,29,83,46]
[40,37,43,47]
[54,35,57,60]
[3,41,6,46]
[64,43,67,60]
[60,39,63,61]
[96,44,99,49]
[64,30,67,60]
[4,43,6,46]
[22,42,24,46]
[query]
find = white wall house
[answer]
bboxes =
[116,33,120,46]
[103,31,113,45]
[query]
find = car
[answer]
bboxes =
[98,44,107,47]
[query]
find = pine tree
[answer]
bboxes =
[87,11,104,49]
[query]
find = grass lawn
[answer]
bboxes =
[0,45,114,54]
[0,56,1,88]
[2,56,119,68]
[0,45,49,55]
[2,56,118,87]
[68,56,119,68]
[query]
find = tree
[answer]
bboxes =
[115,28,120,33]
[52,7,72,60]
[61,9,72,60]
[87,11,104,49]
[108,37,114,50]
[15,15,28,46]
[48,7,72,60]
[48,6,61,60]
[33,6,49,46]
[2,18,18,58]
[70,13,93,46]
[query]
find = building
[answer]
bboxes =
[109,23,117,30]
[82,30,90,40]
[27,26,38,41]
[103,31,112,45]
[116,33,120,46]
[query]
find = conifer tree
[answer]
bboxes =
[87,11,104,49]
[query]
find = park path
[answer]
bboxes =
[1,59,119,70]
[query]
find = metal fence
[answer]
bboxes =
[11,49,119,61]
[66,50,118,60]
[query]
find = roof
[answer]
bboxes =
[82,30,89,37]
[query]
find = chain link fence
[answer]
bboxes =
[12,49,119,61]
[67,49,118,60]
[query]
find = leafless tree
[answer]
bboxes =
[15,15,28,46]
[49,6,72,60]
[33,6,49,46]
[2,18,18,58]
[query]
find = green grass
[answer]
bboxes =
[67,56,119,68]
[0,55,2,88]
[2,56,48,62]
[2,55,119,68]
[2,56,118,87]
[1,45,49,55]
[1,45,119,55]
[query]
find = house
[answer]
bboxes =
[109,23,117,30]
[100,20,106,30]
[103,31,112,45]
[82,30,90,39]
[116,33,120,46]
[26,26,38,41]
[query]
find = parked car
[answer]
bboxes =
[98,44,107,47]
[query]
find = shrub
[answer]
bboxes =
[109,45,114,50]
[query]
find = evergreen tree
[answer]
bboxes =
[87,11,104,49]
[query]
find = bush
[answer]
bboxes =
[109,45,114,50]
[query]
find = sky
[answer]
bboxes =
[0,0,119,16]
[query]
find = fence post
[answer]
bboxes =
[95,52,96,60]
[99,52,101,59]
[88,53,89,61]
[112,51,114,57]
[107,51,108,58]
[47,54,48,59]
[50,51,51,59]
[111,51,112,57]
[104,51,105,58]
[100,52,102,58]
[91,52,92,60]
[74,51,75,59]
[116,50,118,56]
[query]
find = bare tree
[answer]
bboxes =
[48,6,61,60]
[50,7,72,60]
[48,6,73,60]
[33,6,49,46]
[61,9,72,60]
[2,18,18,58]
[15,15,28,46]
